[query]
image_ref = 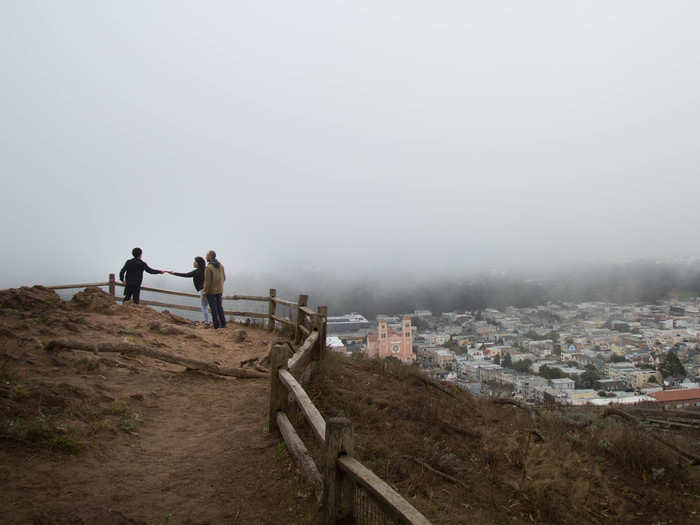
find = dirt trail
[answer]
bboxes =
[0,287,317,524]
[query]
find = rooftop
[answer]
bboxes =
[326,336,345,348]
[651,388,700,402]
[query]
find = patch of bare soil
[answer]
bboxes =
[306,353,700,525]
[0,286,318,524]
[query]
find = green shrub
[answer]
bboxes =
[5,416,49,442]
[51,428,85,454]
[119,414,140,432]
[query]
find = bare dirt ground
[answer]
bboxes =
[0,287,317,525]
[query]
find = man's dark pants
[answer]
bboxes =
[206,293,226,328]
[124,284,141,304]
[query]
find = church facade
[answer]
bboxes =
[366,316,414,363]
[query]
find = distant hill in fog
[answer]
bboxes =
[268,260,700,317]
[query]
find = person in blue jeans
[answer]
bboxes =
[202,250,226,329]
[165,256,210,325]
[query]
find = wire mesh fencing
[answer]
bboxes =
[354,484,400,525]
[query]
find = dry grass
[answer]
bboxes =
[0,371,144,454]
[301,351,699,525]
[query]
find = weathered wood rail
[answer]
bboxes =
[45,275,431,524]
[269,324,431,524]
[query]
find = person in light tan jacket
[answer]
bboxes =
[203,250,226,328]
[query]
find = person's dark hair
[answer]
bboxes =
[132,247,142,257]
[208,250,216,258]
[194,256,206,269]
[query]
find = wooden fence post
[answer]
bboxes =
[108,273,115,297]
[311,306,327,363]
[268,343,288,433]
[318,305,327,358]
[311,314,322,363]
[323,417,354,524]
[295,294,308,344]
[268,288,277,332]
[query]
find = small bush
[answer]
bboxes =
[105,400,141,432]
[117,328,142,337]
[119,414,140,432]
[589,422,687,484]
[51,427,85,454]
[4,416,50,442]
[2,416,88,453]
[65,398,101,422]
[104,400,130,416]
[8,386,30,401]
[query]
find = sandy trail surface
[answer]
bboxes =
[0,287,316,524]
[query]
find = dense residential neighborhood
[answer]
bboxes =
[328,299,700,407]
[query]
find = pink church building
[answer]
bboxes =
[366,316,414,363]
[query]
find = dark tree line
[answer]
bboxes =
[660,351,686,378]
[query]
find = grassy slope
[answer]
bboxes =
[305,353,699,525]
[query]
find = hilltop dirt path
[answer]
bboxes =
[0,287,317,525]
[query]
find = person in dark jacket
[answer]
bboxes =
[118,247,163,304]
[166,256,209,324]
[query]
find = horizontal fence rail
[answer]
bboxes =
[113,297,270,319]
[288,331,318,375]
[276,411,324,501]
[271,314,295,326]
[223,294,269,302]
[338,456,431,525]
[271,297,298,307]
[300,305,323,317]
[124,284,200,299]
[47,282,111,290]
[279,368,326,445]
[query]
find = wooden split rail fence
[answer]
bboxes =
[47,275,432,525]
[50,274,307,332]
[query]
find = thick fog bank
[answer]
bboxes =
[230,260,700,318]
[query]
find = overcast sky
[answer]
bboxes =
[1,1,699,292]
